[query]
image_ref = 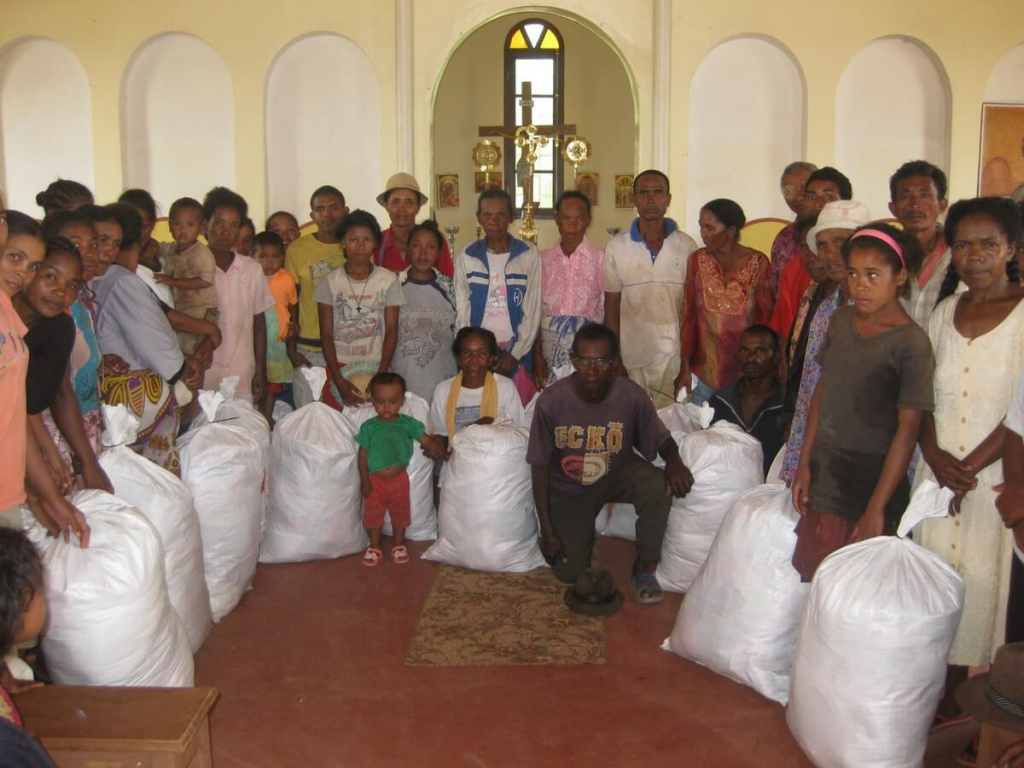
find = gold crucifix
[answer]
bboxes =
[479,82,576,242]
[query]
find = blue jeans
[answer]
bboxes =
[691,378,716,406]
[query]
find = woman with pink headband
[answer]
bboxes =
[790,221,933,580]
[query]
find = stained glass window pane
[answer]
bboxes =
[540,30,559,49]
[508,29,528,49]
[524,23,544,48]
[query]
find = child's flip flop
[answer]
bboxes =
[392,545,410,565]
[362,547,383,567]
[630,572,664,605]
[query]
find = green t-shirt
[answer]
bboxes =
[354,414,425,474]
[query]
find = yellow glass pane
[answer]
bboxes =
[509,29,528,49]
[540,30,559,49]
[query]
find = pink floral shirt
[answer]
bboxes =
[539,237,605,321]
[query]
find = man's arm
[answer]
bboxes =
[50,369,111,492]
[154,275,211,290]
[657,436,694,498]
[252,312,267,405]
[531,464,565,566]
[24,419,90,546]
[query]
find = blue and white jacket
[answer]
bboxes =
[454,235,542,364]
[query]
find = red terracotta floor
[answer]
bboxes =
[194,537,967,768]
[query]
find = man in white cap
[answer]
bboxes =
[375,172,454,277]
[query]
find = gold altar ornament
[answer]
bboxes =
[471,139,502,170]
[561,135,592,179]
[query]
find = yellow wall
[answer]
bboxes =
[1,0,1022,230]
[431,10,638,247]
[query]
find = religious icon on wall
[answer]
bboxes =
[577,172,599,207]
[979,104,1024,200]
[474,171,502,193]
[437,174,460,209]
[614,174,635,208]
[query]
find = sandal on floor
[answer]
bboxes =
[630,572,664,605]
[392,545,410,565]
[362,547,383,567]
[957,734,979,767]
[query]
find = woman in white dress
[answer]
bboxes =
[917,196,1024,671]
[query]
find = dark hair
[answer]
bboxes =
[266,210,299,231]
[369,371,407,396]
[452,326,498,357]
[169,197,203,220]
[570,323,619,359]
[408,220,445,252]
[45,235,83,270]
[701,198,746,232]
[742,324,780,352]
[336,210,381,244]
[35,179,93,215]
[889,160,948,203]
[240,217,255,233]
[310,186,346,209]
[41,210,94,243]
[806,167,853,201]
[633,169,671,194]
[0,528,44,656]
[105,203,143,250]
[781,162,817,183]
[253,231,285,254]
[4,210,43,239]
[476,188,514,217]
[937,197,1023,305]
[202,187,248,222]
[555,190,592,217]
[76,204,118,227]
[842,222,921,299]
[794,211,818,242]
[117,188,158,221]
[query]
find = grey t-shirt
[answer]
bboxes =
[808,304,935,525]
[392,274,457,402]
[527,375,671,497]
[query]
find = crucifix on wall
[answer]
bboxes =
[478,82,577,241]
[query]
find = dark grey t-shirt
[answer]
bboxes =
[527,375,671,497]
[808,304,935,525]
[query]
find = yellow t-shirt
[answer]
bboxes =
[284,234,345,351]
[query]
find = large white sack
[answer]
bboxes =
[787,528,964,767]
[655,421,763,593]
[31,490,194,687]
[179,391,264,621]
[343,392,437,541]
[423,422,545,572]
[260,385,367,563]
[99,405,211,652]
[664,484,808,704]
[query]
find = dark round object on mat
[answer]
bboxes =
[564,568,624,617]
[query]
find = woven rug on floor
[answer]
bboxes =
[406,564,608,666]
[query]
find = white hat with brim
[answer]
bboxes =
[377,172,428,207]
[806,200,872,254]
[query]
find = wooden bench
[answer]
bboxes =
[13,685,218,768]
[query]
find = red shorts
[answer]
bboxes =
[363,470,411,529]
[791,505,856,582]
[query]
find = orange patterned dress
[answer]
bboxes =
[680,248,775,391]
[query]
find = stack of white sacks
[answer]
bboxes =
[664,463,966,767]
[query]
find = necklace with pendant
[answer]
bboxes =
[345,268,368,313]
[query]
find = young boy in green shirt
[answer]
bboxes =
[356,372,447,567]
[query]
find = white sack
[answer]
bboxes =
[100,405,211,652]
[343,392,437,541]
[786,534,964,768]
[179,392,264,621]
[665,484,808,704]
[423,422,545,572]
[32,490,194,687]
[655,421,763,593]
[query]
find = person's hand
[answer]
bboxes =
[531,355,549,391]
[182,357,204,391]
[251,372,267,407]
[491,352,518,377]
[286,321,299,340]
[42,449,74,496]
[664,456,694,498]
[360,478,372,498]
[153,273,170,285]
[995,481,1024,530]
[192,340,214,371]
[673,359,692,400]
[80,459,113,494]
[923,448,977,494]
[791,464,811,516]
[995,736,1024,768]
[335,377,366,407]
[100,353,131,376]
[206,325,222,349]
[539,532,566,566]
[420,435,450,461]
[288,351,312,369]
[31,493,91,547]
[848,507,884,543]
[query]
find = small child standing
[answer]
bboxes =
[355,372,446,567]
[254,231,298,420]
[156,197,218,354]
[790,223,934,581]
[0,529,47,726]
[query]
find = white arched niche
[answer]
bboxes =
[265,34,382,224]
[0,38,94,216]
[986,44,1024,103]
[122,33,235,212]
[686,36,805,234]
[835,37,950,220]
